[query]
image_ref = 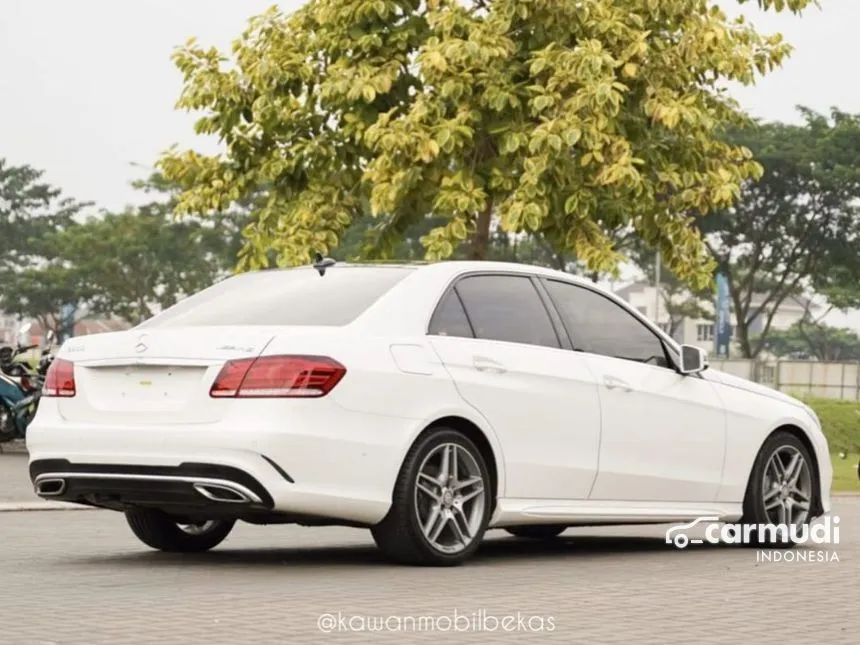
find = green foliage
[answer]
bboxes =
[159,0,814,283]
[1,170,244,328]
[760,322,860,361]
[804,397,860,455]
[702,108,860,358]
[0,159,88,270]
[0,158,92,331]
[60,206,237,325]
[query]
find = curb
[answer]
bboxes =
[0,501,100,512]
[0,440,27,455]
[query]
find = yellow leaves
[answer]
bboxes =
[361,85,376,103]
[159,0,805,281]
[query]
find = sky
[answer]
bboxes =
[1,0,858,211]
[1,0,859,325]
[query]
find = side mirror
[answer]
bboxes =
[679,344,708,375]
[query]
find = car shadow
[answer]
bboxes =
[64,532,736,570]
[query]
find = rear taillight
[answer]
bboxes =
[42,358,76,397]
[209,355,346,398]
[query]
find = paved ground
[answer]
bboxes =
[0,453,35,504]
[0,453,857,644]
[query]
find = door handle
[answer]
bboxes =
[603,375,633,392]
[473,356,507,374]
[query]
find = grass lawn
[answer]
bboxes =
[831,454,860,493]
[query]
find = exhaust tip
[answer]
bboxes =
[35,478,66,497]
[193,483,251,504]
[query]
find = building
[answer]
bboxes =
[614,282,816,356]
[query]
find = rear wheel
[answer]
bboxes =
[371,427,492,566]
[738,431,817,548]
[505,525,567,539]
[125,508,235,553]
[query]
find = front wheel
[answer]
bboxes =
[371,428,492,566]
[505,525,567,540]
[739,431,817,548]
[0,401,18,443]
[125,508,235,553]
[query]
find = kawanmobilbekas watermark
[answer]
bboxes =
[665,515,840,562]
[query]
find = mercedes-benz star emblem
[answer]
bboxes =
[134,334,148,353]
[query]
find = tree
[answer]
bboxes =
[0,159,91,331]
[1,171,246,328]
[60,205,236,325]
[701,108,860,358]
[760,322,860,361]
[0,159,89,270]
[159,0,813,285]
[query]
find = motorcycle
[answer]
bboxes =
[0,324,55,443]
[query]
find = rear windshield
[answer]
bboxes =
[137,266,414,328]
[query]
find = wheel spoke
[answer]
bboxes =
[424,506,446,541]
[792,498,810,512]
[460,486,484,505]
[453,475,482,492]
[783,500,793,525]
[789,485,810,503]
[417,473,441,501]
[450,507,471,545]
[784,453,803,486]
[763,486,781,504]
[451,445,459,484]
[438,445,452,482]
[768,454,786,480]
[765,495,782,511]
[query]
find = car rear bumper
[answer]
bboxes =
[26,399,417,525]
[30,459,276,512]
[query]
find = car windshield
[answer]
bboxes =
[137,265,415,329]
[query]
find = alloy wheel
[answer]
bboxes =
[413,442,486,554]
[761,445,812,526]
[177,521,220,536]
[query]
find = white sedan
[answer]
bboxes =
[27,261,832,565]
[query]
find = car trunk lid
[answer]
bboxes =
[57,327,277,425]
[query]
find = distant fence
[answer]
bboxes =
[709,359,860,400]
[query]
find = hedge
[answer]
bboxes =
[803,398,860,455]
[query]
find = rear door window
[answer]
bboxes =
[428,290,474,338]
[453,275,560,348]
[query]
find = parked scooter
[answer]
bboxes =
[0,324,55,443]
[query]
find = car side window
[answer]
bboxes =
[428,289,474,338]
[454,275,560,349]
[544,279,669,367]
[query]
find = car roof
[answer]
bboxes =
[295,260,595,285]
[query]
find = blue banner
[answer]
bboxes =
[715,273,731,358]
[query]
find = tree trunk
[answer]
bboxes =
[470,201,493,260]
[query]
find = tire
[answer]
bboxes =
[505,525,567,539]
[125,508,235,553]
[371,427,493,566]
[0,400,18,443]
[738,431,818,549]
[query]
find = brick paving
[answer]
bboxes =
[0,492,855,645]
